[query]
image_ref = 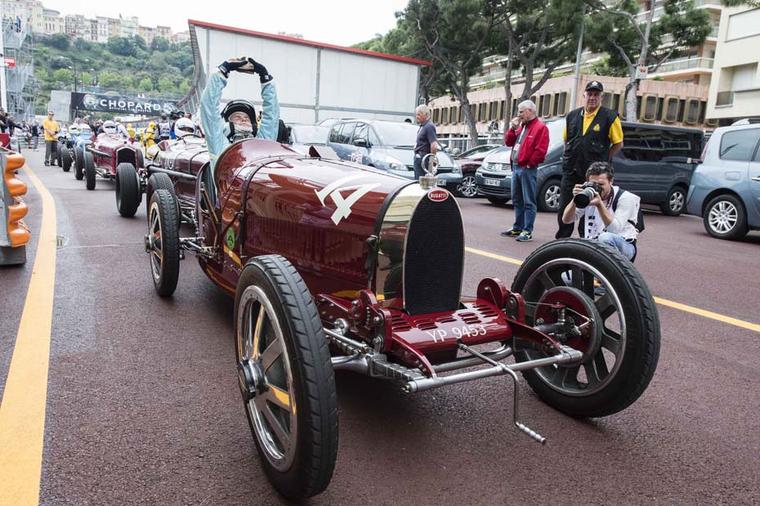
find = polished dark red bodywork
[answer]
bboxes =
[91,133,143,176]
[174,138,559,372]
[152,138,210,200]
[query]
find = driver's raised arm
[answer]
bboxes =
[255,79,280,141]
[200,71,229,169]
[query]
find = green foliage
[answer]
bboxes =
[33,34,194,114]
[48,33,70,50]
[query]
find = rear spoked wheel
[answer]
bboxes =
[511,239,660,417]
[235,255,337,501]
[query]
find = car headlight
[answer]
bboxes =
[385,155,406,171]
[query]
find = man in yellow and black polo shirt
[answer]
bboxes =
[555,80,623,239]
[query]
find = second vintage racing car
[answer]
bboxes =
[77,130,144,199]
[144,138,661,500]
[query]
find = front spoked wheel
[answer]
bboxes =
[235,255,337,501]
[146,189,180,296]
[511,239,660,417]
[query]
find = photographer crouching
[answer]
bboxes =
[561,162,640,261]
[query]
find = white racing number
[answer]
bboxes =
[315,174,381,225]
[425,324,487,343]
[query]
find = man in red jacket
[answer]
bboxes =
[501,100,549,242]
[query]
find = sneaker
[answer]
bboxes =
[515,231,533,242]
[500,228,522,237]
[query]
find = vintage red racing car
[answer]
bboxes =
[77,130,144,207]
[144,139,661,500]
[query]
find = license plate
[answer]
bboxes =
[485,178,501,186]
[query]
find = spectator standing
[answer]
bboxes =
[42,111,60,166]
[30,120,40,150]
[413,104,440,180]
[501,100,549,242]
[555,80,623,239]
[157,114,171,141]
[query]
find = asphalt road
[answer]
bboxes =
[2,148,759,505]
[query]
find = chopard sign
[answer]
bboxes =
[71,92,178,115]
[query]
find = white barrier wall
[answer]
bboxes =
[192,22,424,124]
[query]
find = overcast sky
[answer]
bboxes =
[42,0,410,47]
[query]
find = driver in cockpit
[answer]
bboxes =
[199,56,280,170]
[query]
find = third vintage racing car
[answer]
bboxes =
[77,130,144,195]
[144,139,661,500]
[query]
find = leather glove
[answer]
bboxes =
[246,57,273,83]
[218,57,252,78]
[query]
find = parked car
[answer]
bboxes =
[326,119,462,192]
[686,123,760,240]
[454,143,501,198]
[476,121,703,215]
[287,124,330,154]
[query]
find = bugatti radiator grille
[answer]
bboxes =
[403,194,464,315]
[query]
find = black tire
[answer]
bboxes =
[147,189,180,296]
[456,175,478,198]
[487,196,509,206]
[84,152,96,190]
[234,255,338,501]
[56,147,62,167]
[61,149,73,172]
[74,148,84,180]
[115,163,141,218]
[145,173,177,221]
[660,185,686,216]
[703,194,748,240]
[537,178,561,212]
[511,239,660,417]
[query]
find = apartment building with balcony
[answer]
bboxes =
[706,6,760,124]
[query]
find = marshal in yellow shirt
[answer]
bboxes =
[563,107,624,144]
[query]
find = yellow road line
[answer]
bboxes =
[465,246,760,334]
[0,164,57,505]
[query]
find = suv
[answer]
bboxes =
[686,124,760,240]
[327,119,462,192]
[476,120,703,215]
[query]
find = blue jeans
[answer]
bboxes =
[511,165,537,233]
[598,232,637,260]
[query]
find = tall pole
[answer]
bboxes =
[570,4,586,109]
[0,14,8,112]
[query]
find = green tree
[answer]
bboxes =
[138,77,154,92]
[48,33,70,51]
[585,0,711,120]
[404,0,497,146]
[98,71,123,90]
[107,36,137,57]
[79,71,93,87]
[52,68,74,86]
[150,36,171,52]
[157,76,175,93]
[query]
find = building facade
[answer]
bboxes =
[705,6,760,123]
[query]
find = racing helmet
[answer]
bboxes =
[103,120,118,135]
[174,117,196,138]
[221,99,258,139]
[69,124,81,136]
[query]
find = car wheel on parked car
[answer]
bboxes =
[511,238,660,417]
[84,152,96,190]
[456,175,478,198]
[115,163,142,218]
[538,178,561,212]
[660,186,686,216]
[234,254,338,501]
[146,189,180,296]
[703,194,748,240]
[487,196,509,206]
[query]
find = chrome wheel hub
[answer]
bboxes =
[708,201,737,233]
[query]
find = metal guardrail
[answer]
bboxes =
[653,57,714,74]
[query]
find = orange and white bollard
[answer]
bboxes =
[0,150,30,265]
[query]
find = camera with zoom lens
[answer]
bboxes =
[573,181,602,208]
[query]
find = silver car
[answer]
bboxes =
[686,123,760,240]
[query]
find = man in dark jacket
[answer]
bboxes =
[555,80,623,238]
[502,99,549,242]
